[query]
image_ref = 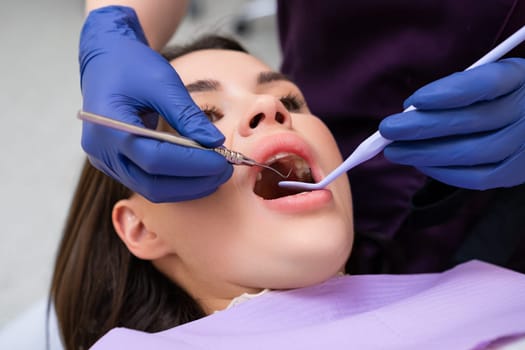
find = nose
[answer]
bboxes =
[238,95,292,137]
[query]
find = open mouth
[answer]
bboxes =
[253,153,315,200]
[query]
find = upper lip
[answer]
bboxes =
[245,132,321,184]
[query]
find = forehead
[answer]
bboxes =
[169,49,272,84]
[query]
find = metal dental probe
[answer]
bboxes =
[77,110,291,179]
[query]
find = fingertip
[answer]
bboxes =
[218,163,234,184]
[162,105,225,147]
[403,86,438,109]
[378,119,390,137]
[382,144,401,163]
[190,114,226,147]
[402,97,413,110]
[379,114,403,139]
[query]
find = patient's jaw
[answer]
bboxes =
[113,49,354,313]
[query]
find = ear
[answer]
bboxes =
[112,198,168,260]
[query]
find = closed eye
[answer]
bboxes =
[280,93,305,112]
[201,105,224,123]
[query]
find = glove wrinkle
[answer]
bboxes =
[78,5,232,202]
[381,58,525,189]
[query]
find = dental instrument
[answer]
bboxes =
[77,111,291,179]
[279,24,525,191]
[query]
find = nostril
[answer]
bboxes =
[250,113,264,128]
[275,112,285,124]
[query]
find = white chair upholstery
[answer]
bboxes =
[0,298,63,350]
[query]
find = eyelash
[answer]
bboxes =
[200,93,305,123]
[200,105,224,123]
[279,93,305,112]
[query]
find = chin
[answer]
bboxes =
[271,265,347,290]
[288,221,352,283]
[267,243,352,290]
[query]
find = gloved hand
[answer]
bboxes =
[79,6,232,202]
[379,58,525,190]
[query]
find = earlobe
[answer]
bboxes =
[112,199,167,260]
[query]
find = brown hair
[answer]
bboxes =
[49,35,248,350]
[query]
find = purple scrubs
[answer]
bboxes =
[277,0,525,273]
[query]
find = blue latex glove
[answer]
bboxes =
[79,6,232,202]
[379,58,525,190]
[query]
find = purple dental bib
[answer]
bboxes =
[92,261,525,349]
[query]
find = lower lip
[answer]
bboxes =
[258,189,333,213]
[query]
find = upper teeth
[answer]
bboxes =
[255,153,312,182]
[292,158,311,178]
[264,152,295,164]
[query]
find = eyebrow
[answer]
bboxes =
[257,71,292,84]
[185,71,292,93]
[186,79,220,93]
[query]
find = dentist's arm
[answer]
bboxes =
[85,0,187,50]
[80,2,232,202]
[380,58,525,190]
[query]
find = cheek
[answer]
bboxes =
[297,116,354,221]
[146,186,249,260]
[299,117,344,167]
[141,203,185,243]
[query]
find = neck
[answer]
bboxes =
[153,256,263,314]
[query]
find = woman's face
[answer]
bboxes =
[117,49,353,309]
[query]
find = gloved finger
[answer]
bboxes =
[82,119,230,177]
[384,116,525,167]
[81,121,125,161]
[380,86,524,140]
[123,159,234,203]
[404,58,525,110]
[417,144,525,190]
[121,134,232,177]
[148,68,225,148]
[87,155,231,202]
